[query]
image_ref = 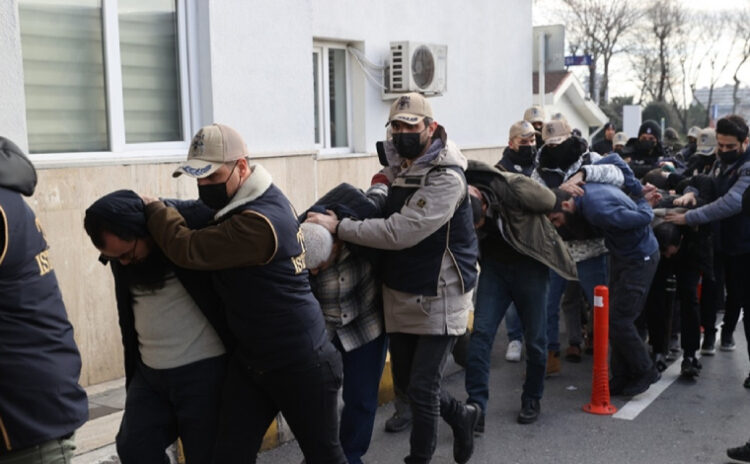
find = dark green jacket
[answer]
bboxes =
[466,160,577,280]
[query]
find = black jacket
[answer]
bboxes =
[109,199,234,387]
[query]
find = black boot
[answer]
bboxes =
[727,442,750,462]
[517,397,540,424]
[442,398,480,464]
[680,356,701,379]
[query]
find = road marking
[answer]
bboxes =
[612,357,684,420]
[613,316,738,421]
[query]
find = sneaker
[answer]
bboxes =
[620,368,661,397]
[680,356,701,379]
[385,411,412,433]
[700,337,716,355]
[505,340,523,362]
[727,442,750,462]
[546,351,561,377]
[517,398,540,424]
[721,337,736,352]
[565,345,582,363]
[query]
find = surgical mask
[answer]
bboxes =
[718,149,741,165]
[198,162,237,209]
[393,128,428,159]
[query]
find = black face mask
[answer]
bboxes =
[517,145,537,161]
[635,139,656,155]
[541,137,582,170]
[718,149,741,165]
[615,148,624,157]
[198,162,237,210]
[392,128,428,159]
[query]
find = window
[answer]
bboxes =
[18,0,191,155]
[313,42,351,153]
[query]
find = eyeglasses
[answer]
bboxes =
[112,238,138,264]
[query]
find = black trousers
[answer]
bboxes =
[720,252,750,359]
[213,346,346,464]
[388,333,458,464]
[116,355,226,464]
[638,256,676,356]
[610,251,659,381]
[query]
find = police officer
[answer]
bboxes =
[309,93,480,464]
[0,137,88,464]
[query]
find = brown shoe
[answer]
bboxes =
[546,351,561,377]
[565,345,582,363]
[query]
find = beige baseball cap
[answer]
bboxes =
[696,128,717,156]
[613,132,629,147]
[173,124,249,178]
[388,93,433,126]
[542,119,571,145]
[687,126,701,139]
[509,120,538,140]
[523,106,545,124]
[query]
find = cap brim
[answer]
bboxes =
[172,159,223,178]
[387,113,425,126]
[696,147,715,156]
[544,135,568,145]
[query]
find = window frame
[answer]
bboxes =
[24,0,195,166]
[313,41,353,157]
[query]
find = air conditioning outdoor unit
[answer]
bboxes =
[387,41,447,96]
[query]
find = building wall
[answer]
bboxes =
[2,0,530,386]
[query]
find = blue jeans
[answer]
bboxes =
[505,303,523,342]
[466,256,549,412]
[335,333,388,464]
[547,254,608,352]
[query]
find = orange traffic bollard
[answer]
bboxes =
[583,285,617,415]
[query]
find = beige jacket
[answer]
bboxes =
[338,139,474,336]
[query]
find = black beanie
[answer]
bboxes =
[638,120,662,141]
[85,190,149,238]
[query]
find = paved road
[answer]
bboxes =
[259,324,750,464]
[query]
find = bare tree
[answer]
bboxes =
[561,0,642,105]
[731,9,750,114]
[698,12,736,125]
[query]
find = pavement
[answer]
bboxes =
[73,317,750,464]
[259,322,750,464]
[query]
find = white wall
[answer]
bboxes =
[207,0,533,155]
[0,1,28,151]
[551,93,591,139]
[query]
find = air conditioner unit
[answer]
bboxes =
[387,41,447,96]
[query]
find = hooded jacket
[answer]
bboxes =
[466,160,577,280]
[337,132,478,335]
[0,139,88,454]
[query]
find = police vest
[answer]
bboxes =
[212,184,329,371]
[382,166,478,296]
[0,187,88,453]
[715,149,750,256]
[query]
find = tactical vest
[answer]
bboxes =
[382,166,478,296]
[0,187,88,453]
[213,184,329,371]
[715,150,750,255]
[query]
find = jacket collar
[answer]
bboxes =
[214,164,273,220]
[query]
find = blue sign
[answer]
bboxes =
[564,55,593,66]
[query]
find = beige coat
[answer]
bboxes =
[338,140,474,335]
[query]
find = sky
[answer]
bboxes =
[532,0,750,102]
